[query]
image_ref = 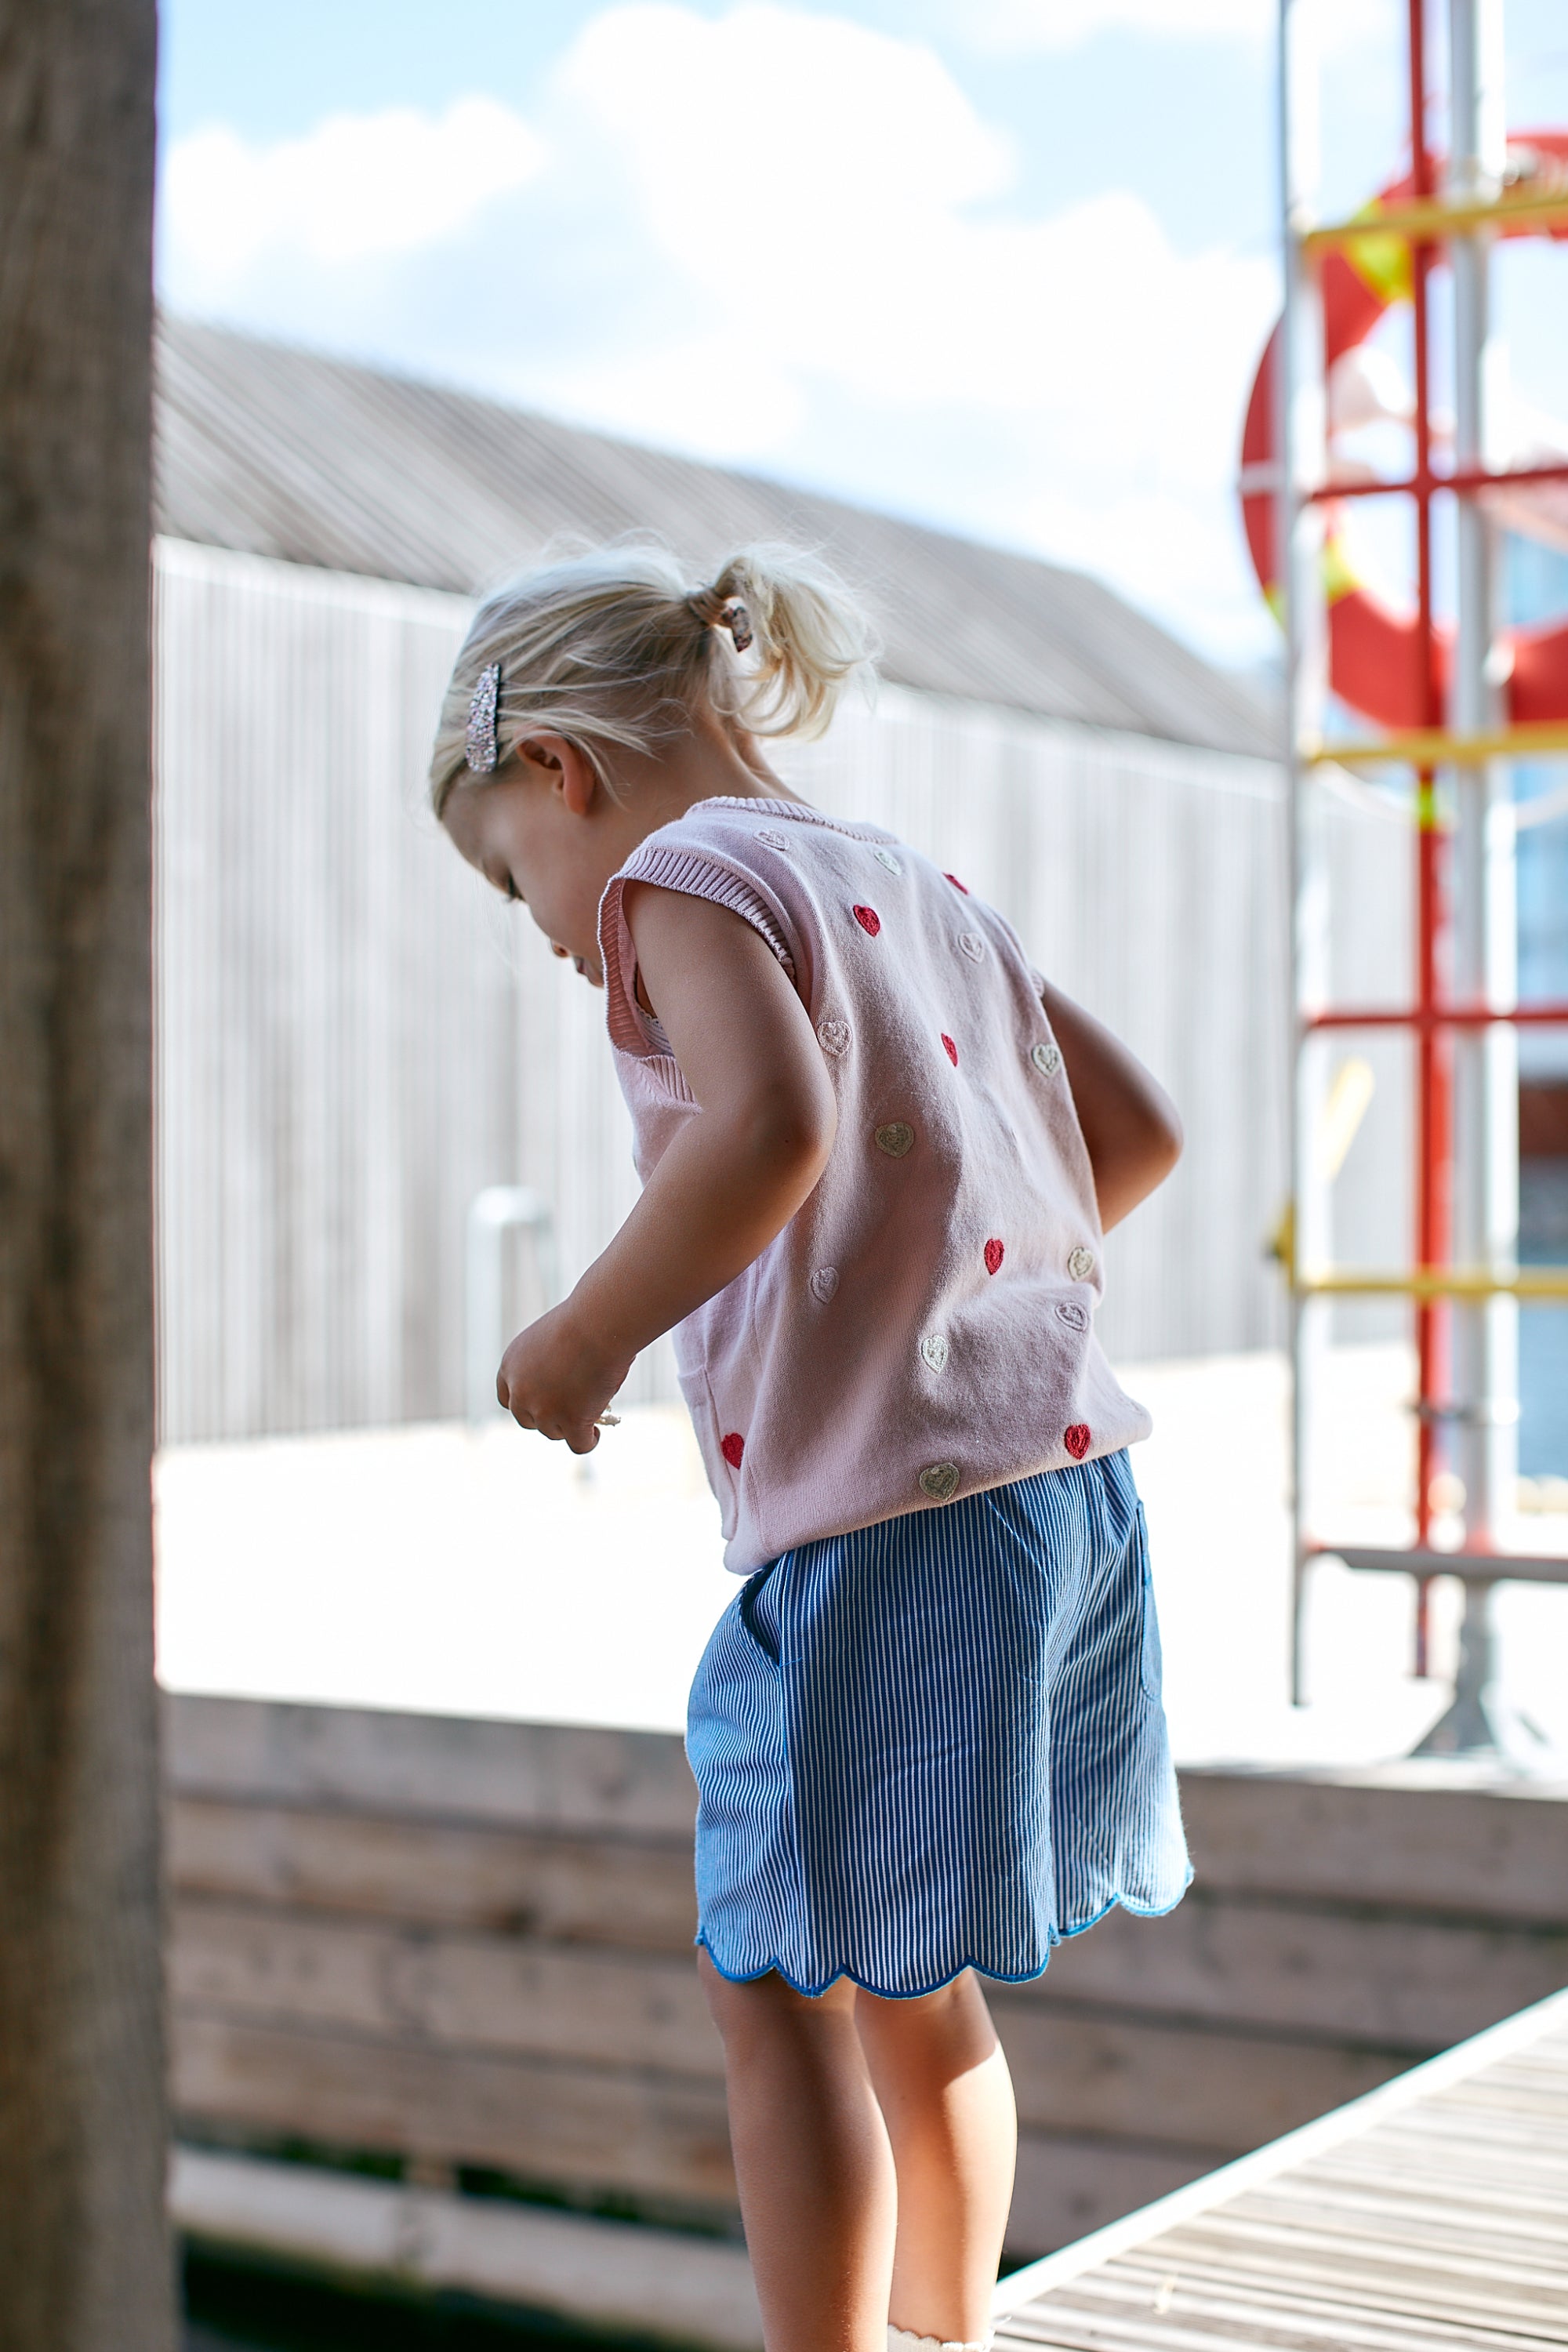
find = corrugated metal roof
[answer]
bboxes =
[154,314,1275,757]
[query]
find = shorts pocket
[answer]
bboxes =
[738,1561,782,1668]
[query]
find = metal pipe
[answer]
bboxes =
[1414,0,1521,1755]
[1279,0,1327,1707]
[1308,1004,1568,1029]
[465,1186,558,1426]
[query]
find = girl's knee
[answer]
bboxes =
[857,1971,975,2025]
[698,1947,856,2043]
[855,1971,999,2064]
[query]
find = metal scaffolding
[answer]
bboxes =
[1275,0,1568,1750]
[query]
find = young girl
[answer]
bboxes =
[430,543,1190,2352]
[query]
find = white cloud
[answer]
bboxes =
[154,3,1283,661]
[965,0,1392,54]
[537,6,1277,645]
[162,97,546,285]
[559,5,1013,253]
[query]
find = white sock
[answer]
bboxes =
[887,2326,993,2352]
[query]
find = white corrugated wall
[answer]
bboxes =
[156,539,1399,1443]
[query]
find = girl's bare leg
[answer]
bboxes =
[699,1949,897,2352]
[854,1973,1017,2344]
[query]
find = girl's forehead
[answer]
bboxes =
[442,779,507,862]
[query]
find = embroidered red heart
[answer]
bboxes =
[942,1033,958,1065]
[851,904,881,936]
[720,1432,745,1469]
[945,873,969,895]
[1064,1423,1091,1460]
[984,1238,1004,1275]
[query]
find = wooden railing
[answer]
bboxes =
[165,1694,1568,2259]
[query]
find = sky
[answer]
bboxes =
[155,0,1568,671]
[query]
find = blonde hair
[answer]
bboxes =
[429,539,876,818]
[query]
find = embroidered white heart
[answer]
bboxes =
[958,932,986,962]
[874,848,903,874]
[1054,1298,1089,1333]
[818,1018,851,1056]
[1068,1246,1097,1281]
[757,829,789,851]
[810,1267,839,1304]
[920,1333,949,1373]
[918,1461,960,1501]
[875,1121,915,1158]
[1031,1040,1062,1076]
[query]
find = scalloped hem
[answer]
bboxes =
[695,1867,1194,2002]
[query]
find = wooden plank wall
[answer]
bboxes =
[160,541,1409,1443]
[165,1695,1568,2260]
[154,539,498,1439]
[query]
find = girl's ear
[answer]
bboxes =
[516,732,597,817]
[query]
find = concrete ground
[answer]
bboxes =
[155,1348,1568,1768]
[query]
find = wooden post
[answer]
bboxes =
[0,2,172,2345]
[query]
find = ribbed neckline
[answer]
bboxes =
[694,796,893,842]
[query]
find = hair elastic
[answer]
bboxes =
[466,662,503,774]
[686,586,754,654]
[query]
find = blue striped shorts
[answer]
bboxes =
[686,1449,1191,1998]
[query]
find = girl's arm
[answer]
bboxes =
[496,888,837,1450]
[1040,981,1182,1232]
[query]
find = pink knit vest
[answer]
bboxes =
[599,797,1151,1575]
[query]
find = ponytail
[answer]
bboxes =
[429,538,876,816]
[704,544,873,744]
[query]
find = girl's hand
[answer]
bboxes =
[496,1305,631,1453]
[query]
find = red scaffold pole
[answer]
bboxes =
[1309,458,1568,504]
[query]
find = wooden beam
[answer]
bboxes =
[168,1796,1568,2055]
[1011,1889,1568,2052]
[163,1693,700,1837]
[992,1999,1407,2152]
[1007,2136,1210,2264]
[169,1900,726,2079]
[171,1901,1413,2156]
[172,2015,739,2212]
[166,1797,699,1950]
[1179,1769,1568,1919]
[0,2,169,2344]
[171,2145,763,2352]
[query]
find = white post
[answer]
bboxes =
[466,1187,559,1425]
[1280,0,1328,1704]
[1421,0,1522,1752]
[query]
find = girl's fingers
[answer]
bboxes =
[537,1411,598,1454]
[495,1381,609,1447]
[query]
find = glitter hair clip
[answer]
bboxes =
[687,586,753,654]
[466,662,502,774]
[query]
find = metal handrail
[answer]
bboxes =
[464,1187,558,1426]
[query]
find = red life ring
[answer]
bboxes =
[1240,132,1568,730]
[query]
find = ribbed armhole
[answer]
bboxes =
[600,844,797,1058]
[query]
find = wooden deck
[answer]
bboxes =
[993,1984,1568,2351]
